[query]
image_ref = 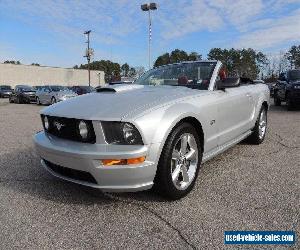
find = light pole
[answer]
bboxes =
[141,3,158,70]
[84,30,93,86]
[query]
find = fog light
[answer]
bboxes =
[102,156,146,166]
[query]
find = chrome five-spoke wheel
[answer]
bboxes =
[154,122,202,200]
[258,109,267,140]
[171,133,198,190]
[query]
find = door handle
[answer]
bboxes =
[246,93,251,97]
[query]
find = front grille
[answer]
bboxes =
[42,115,96,143]
[44,160,98,184]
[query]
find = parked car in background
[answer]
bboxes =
[34,60,270,200]
[267,82,276,97]
[36,85,77,105]
[70,85,94,95]
[33,86,44,91]
[0,85,13,98]
[9,85,36,104]
[274,70,300,110]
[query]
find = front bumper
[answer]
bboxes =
[23,94,36,102]
[34,132,160,192]
[289,91,300,104]
[0,92,12,97]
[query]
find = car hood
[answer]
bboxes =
[56,90,77,96]
[23,91,36,95]
[41,84,204,121]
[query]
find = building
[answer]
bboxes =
[0,63,105,88]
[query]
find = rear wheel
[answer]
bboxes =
[246,106,267,145]
[154,123,202,200]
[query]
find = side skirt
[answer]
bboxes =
[202,130,252,163]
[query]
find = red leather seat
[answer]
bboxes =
[178,76,188,84]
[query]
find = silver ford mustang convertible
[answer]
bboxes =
[34,60,270,199]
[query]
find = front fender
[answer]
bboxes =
[132,103,209,163]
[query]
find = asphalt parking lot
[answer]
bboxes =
[0,98,299,250]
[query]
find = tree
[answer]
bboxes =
[207,48,268,79]
[285,45,300,68]
[154,50,202,67]
[74,60,121,83]
[121,63,130,77]
[3,60,21,64]
[154,53,170,67]
[128,67,136,77]
[31,63,40,66]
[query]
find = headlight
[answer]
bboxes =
[77,120,94,142]
[101,122,143,145]
[43,116,50,130]
[78,120,88,139]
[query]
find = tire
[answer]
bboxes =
[246,106,267,145]
[51,97,56,105]
[16,96,22,104]
[274,92,281,106]
[36,97,41,105]
[286,94,294,111]
[153,123,202,200]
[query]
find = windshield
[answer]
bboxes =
[289,70,300,81]
[50,86,68,92]
[134,62,216,90]
[78,86,93,91]
[0,85,11,90]
[19,86,34,91]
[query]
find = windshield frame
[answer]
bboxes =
[0,85,12,90]
[134,61,217,90]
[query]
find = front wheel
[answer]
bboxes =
[154,123,202,200]
[36,97,41,105]
[286,94,294,111]
[51,97,56,105]
[246,106,267,145]
[16,96,22,104]
[274,92,281,106]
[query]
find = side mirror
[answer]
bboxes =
[216,77,240,91]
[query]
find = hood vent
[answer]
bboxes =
[96,88,116,93]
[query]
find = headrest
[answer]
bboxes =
[178,76,188,84]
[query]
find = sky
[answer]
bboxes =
[0,0,300,69]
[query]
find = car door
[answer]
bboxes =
[214,85,254,147]
[38,87,45,103]
[43,86,51,104]
[277,81,286,100]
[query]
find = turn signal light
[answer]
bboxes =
[102,156,146,166]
